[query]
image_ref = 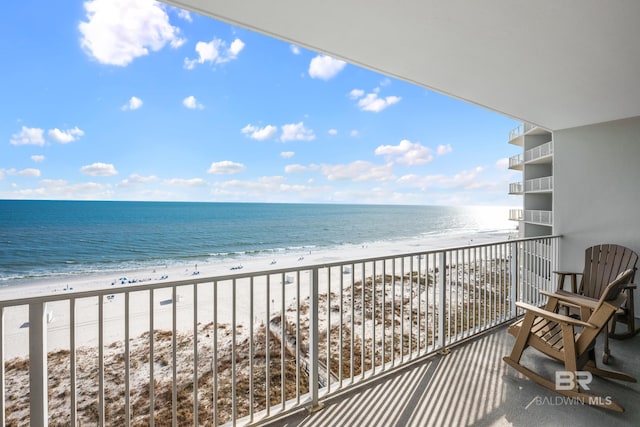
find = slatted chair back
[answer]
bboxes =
[577,269,634,354]
[580,244,638,299]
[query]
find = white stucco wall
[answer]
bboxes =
[554,115,640,312]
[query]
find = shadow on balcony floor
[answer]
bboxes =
[261,323,640,427]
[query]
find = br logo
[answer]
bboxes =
[555,371,592,391]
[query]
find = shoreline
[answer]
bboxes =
[2,229,518,424]
[0,230,515,360]
[0,230,514,301]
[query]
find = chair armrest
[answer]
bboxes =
[553,271,582,293]
[553,271,582,276]
[540,290,599,310]
[515,301,596,328]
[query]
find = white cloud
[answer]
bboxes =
[207,160,245,174]
[375,139,434,166]
[290,44,301,55]
[284,164,309,173]
[280,151,295,158]
[10,126,45,146]
[19,168,41,177]
[397,166,487,190]
[308,55,346,80]
[41,179,68,187]
[79,0,185,66]
[1,180,118,200]
[350,130,359,137]
[328,129,338,136]
[6,168,41,177]
[184,37,245,69]
[48,127,85,143]
[31,155,45,163]
[349,89,364,99]
[280,122,315,142]
[183,95,204,110]
[164,178,207,187]
[229,39,245,57]
[80,162,118,176]
[122,96,143,111]
[215,176,319,201]
[321,161,395,182]
[241,124,278,141]
[175,8,192,22]
[437,144,453,155]
[119,174,158,186]
[357,92,401,112]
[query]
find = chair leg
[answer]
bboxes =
[603,327,611,364]
[508,313,536,363]
[610,288,640,339]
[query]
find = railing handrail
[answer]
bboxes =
[524,176,553,192]
[0,235,556,308]
[1,235,561,427]
[524,140,553,162]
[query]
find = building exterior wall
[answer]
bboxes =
[554,115,640,309]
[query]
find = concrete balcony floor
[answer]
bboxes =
[263,323,640,427]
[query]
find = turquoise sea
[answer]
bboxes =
[0,200,515,283]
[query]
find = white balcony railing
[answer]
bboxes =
[0,236,560,427]
[524,176,553,193]
[508,123,538,143]
[524,140,553,163]
[509,209,523,221]
[508,153,524,169]
[509,182,523,194]
[524,209,553,225]
[508,124,524,142]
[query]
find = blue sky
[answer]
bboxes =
[0,0,522,206]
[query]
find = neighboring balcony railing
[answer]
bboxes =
[0,236,560,427]
[508,124,524,142]
[509,182,523,194]
[508,153,524,169]
[524,209,553,225]
[524,141,553,163]
[509,209,523,221]
[524,176,553,193]
[508,123,538,143]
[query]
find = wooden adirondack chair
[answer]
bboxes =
[554,244,639,363]
[503,269,636,412]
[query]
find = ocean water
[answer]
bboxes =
[0,200,515,283]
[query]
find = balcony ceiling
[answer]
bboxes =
[163,0,640,131]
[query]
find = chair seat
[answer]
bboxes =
[508,316,568,352]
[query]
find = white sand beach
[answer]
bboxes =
[1,230,518,425]
[0,231,513,360]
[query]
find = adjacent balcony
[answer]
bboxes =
[525,176,553,193]
[524,209,553,226]
[509,177,553,195]
[508,123,539,145]
[524,141,553,164]
[508,154,524,170]
[509,182,523,195]
[509,141,553,171]
[1,236,562,426]
[509,209,523,221]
